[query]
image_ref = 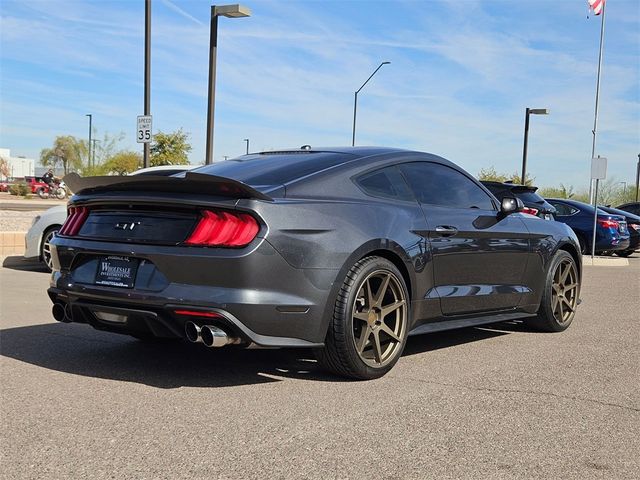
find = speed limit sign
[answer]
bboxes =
[136,115,152,143]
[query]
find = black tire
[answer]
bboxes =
[526,250,579,332]
[40,226,60,272]
[615,249,634,257]
[37,188,48,199]
[315,256,409,380]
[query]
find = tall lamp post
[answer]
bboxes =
[243,138,249,154]
[85,114,92,169]
[205,4,251,165]
[351,61,390,146]
[635,154,640,202]
[91,139,99,167]
[143,0,151,168]
[521,107,549,185]
[618,181,627,199]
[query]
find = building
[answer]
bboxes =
[0,148,36,179]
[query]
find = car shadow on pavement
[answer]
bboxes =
[0,321,521,388]
[2,255,49,273]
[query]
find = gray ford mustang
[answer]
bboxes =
[49,147,582,379]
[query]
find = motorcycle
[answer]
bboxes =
[37,181,67,200]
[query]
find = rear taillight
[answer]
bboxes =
[59,206,89,236]
[185,210,259,247]
[522,207,539,216]
[597,219,619,229]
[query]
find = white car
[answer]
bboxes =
[25,165,197,270]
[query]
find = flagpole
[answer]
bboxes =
[589,0,606,204]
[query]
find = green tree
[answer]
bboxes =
[101,151,142,175]
[477,166,534,186]
[40,136,86,175]
[150,129,192,166]
[79,131,126,176]
[0,154,9,180]
[539,184,575,199]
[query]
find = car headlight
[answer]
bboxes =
[31,215,41,227]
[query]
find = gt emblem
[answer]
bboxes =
[114,221,141,231]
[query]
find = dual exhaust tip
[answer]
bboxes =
[52,303,72,323]
[185,321,239,348]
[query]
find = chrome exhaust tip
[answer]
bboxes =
[52,303,70,323]
[200,324,239,348]
[184,321,202,343]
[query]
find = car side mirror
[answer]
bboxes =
[500,197,524,215]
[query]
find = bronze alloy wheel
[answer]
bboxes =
[351,270,407,368]
[550,257,579,324]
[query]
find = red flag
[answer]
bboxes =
[588,0,605,15]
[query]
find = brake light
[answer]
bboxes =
[522,207,539,216]
[185,210,259,247]
[59,206,89,236]
[597,219,619,229]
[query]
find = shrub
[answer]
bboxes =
[8,183,30,196]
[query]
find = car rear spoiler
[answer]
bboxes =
[508,184,538,193]
[63,172,274,201]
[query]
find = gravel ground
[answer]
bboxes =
[0,210,40,232]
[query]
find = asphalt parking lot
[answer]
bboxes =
[1,255,638,479]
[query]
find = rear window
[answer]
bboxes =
[191,152,355,186]
[515,191,545,203]
[356,166,414,201]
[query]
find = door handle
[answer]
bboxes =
[435,225,458,237]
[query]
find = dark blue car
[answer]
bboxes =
[598,205,640,257]
[546,198,630,254]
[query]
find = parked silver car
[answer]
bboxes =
[25,165,197,270]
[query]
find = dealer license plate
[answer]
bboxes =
[95,256,139,288]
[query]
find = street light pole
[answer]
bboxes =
[205,4,251,165]
[85,114,92,169]
[520,107,549,185]
[618,182,627,199]
[143,0,151,168]
[635,154,640,202]
[91,139,99,167]
[244,138,249,154]
[351,61,390,146]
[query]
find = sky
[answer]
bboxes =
[0,0,638,189]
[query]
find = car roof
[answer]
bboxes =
[599,205,640,222]
[191,146,451,188]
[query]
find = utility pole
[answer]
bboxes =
[143,0,151,168]
[635,153,640,202]
[85,114,92,169]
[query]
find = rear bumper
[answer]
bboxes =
[48,236,338,346]
[595,236,630,252]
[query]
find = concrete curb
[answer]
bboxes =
[583,256,629,267]
[0,231,26,256]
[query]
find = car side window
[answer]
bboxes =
[398,162,495,210]
[355,166,414,201]
[549,202,577,216]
